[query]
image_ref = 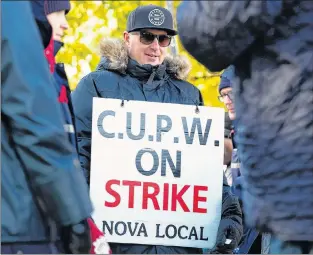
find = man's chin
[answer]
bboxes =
[143,57,162,66]
[150,62,160,66]
[146,60,161,66]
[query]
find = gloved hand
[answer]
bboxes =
[210,219,238,254]
[61,219,92,254]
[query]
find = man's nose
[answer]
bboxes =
[61,19,69,30]
[224,95,232,104]
[150,38,160,50]
[61,24,69,30]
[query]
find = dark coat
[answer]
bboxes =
[71,38,242,253]
[71,38,202,186]
[31,0,78,156]
[1,1,92,243]
[177,0,313,241]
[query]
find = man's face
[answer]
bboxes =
[46,10,69,42]
[124,29,170,66]
[220,87,236,120]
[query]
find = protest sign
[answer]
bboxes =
[90,98,224,249]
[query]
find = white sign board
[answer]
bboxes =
[90,98,224,249]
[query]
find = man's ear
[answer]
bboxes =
[123,31,130,45]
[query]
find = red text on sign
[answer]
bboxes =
[104,179,208,213]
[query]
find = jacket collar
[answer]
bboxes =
[96,38,191,81]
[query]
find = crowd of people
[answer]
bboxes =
[1,0,312,254]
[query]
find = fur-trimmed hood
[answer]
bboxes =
[98,38,191,80]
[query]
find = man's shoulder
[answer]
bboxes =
[169,78,200,94]
[82,69,121,81]
[167,78,201,104]
[78,69,123,89]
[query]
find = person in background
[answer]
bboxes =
[31,0,77,151]
[1,1,92,253]
[217,66,271,254]
[177,1,313,253]
[30,1,111,253]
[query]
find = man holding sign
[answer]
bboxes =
[72,4,242,254]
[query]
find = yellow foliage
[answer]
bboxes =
[56,0,225,108]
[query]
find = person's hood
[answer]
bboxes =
[31,0,51,48]
[96,38,191,80]
[31,0,71,49]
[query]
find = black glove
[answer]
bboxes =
[209,219,238,254]
[61,219,92,254]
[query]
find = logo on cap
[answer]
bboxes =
[148,9,165,26]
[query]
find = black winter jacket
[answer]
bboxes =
[1,1,92,243]
[71,38,202,186]
[71,38,242,253]
[177,0,313,241]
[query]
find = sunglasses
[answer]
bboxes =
[132,30,172,47]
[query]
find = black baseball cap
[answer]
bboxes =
[126,5,177,36]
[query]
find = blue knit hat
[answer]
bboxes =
[219,65,235,93]
[31,0,71,22]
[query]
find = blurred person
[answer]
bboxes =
[1,1,93,254]
[30,1,111,253]
[177,1,313,253]
[31,0,76,149]
[218,66,270,254]
[71,4,243,254]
